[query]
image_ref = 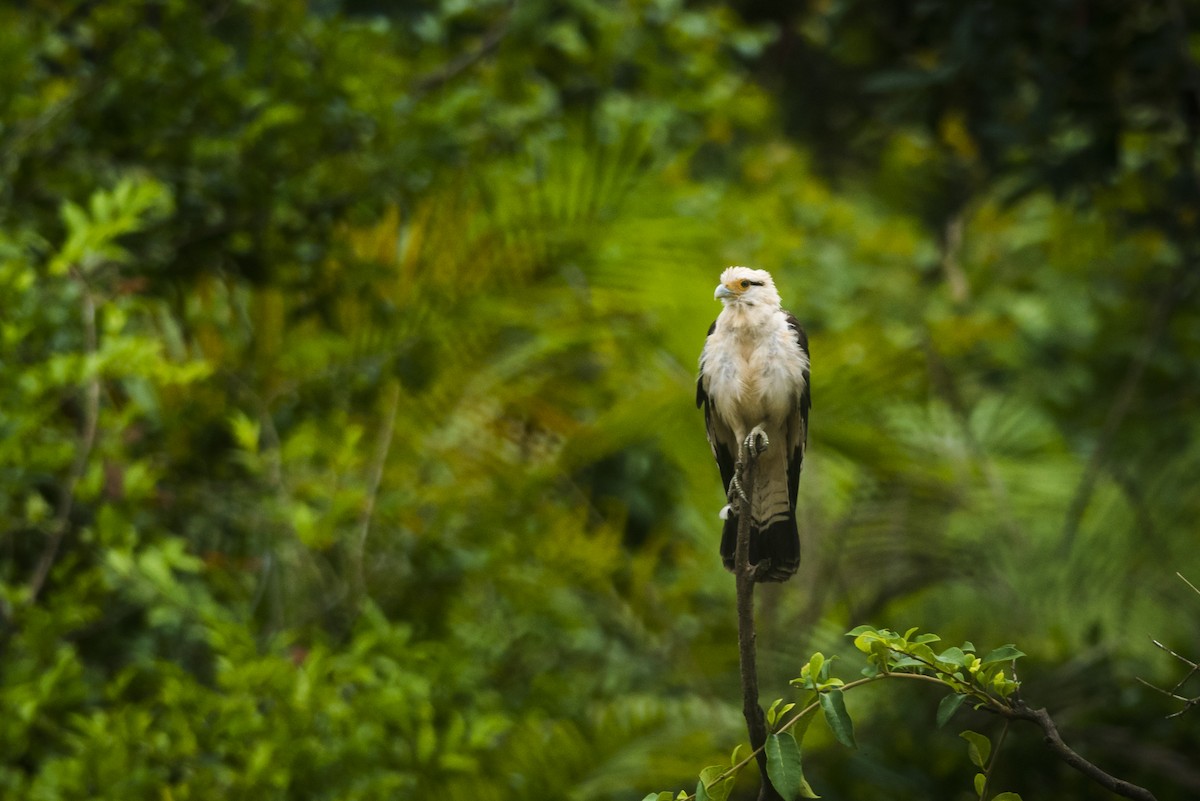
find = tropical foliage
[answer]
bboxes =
[2,1,1198,799]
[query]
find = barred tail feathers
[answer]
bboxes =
[719,459,800,582]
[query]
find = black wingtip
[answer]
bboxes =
[719,514,800,583]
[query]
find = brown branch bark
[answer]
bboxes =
[734,436,783,801]
[1006,702,1158,801]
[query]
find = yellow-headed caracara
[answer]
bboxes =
[697,267,810,582]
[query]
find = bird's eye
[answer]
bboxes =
[740,280,750,289]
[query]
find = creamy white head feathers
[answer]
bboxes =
[714,266,781,308]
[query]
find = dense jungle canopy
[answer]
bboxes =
[2,1,1199,799]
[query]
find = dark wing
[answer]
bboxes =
[697,321,737,500]
[784,312,810,510]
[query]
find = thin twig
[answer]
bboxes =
[1135,676,1200,716]
[1150,639,1200,671]
[28,274,101,604]
[981,718,1011,800]
[353,380,401,599]
[1149,638,1200,714]
[411,3,513,96]
[1140,574,1200,717]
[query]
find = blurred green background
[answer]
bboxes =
[2,1,1199,798]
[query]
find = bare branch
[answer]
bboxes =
[1136,676,1200,716]
[1005,702,1158,801]
[1140,575,1200,717]
[1151,639,1200,672]
[733,432,783,801]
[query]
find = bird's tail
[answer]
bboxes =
[720,511,800,582]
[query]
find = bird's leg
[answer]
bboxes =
[745,424,769,456]
[727,460,749,510]
[720,424,768,513]
[727,426,769,512]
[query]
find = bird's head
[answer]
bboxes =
[714,266,781,308]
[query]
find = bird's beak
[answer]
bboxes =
[715,284,736,300]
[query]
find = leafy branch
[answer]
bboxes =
[26,178,173,605]
[644,625,1158,801]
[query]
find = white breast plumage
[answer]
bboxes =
[702,307,807,435]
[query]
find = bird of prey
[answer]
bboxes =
[697,267,810,582]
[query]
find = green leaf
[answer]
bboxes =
[974,772,987,797]
[818,690,856,749]
[768,698,794,727]
[794,652,830,690]
[937,646,971,669]
[991,793,1024,801]
[765,732,819,799]
[960,730,991,769]
[890,655,926,669]
[697,765,733,801]
[980,645,1026,665]
[936,693,967,728]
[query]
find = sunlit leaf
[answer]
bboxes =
[980,646,1026,666]
[697,765,733,801]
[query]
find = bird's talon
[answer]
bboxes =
[727,473,749,506]
[744,425,769,456]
